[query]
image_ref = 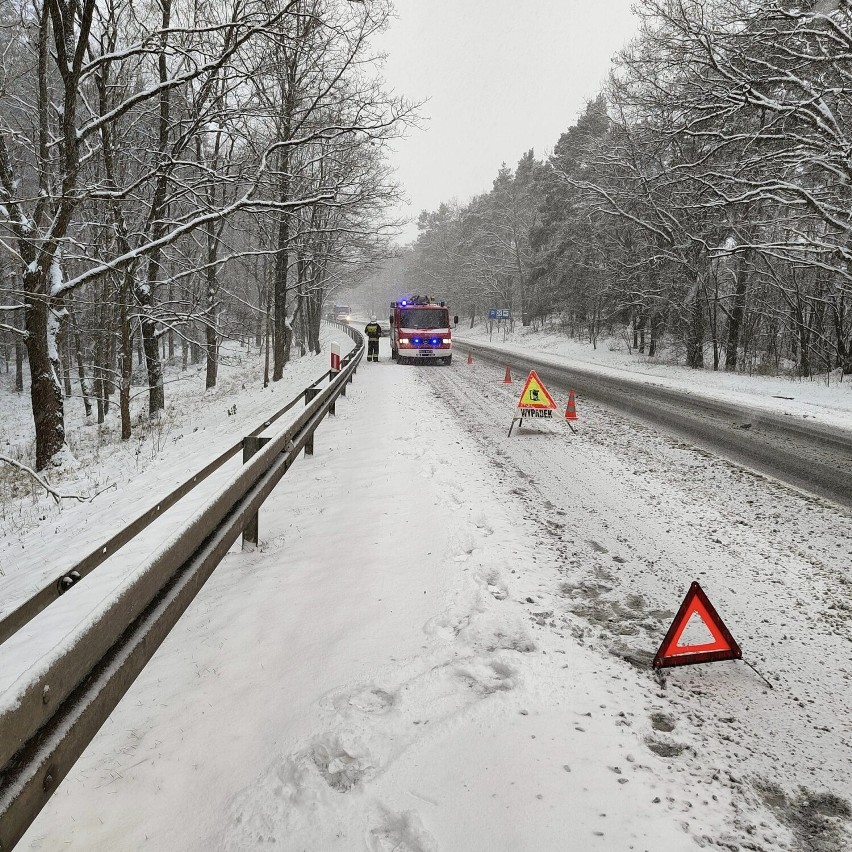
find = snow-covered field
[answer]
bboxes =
[8,331,851,851]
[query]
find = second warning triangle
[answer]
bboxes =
[653,581,742,669]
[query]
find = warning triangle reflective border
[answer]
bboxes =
[653,581,742,669]
[516,370,557,410]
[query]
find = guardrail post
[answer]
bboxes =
[329,343,341,415]
[242,436,270,550]
[304,388,320,455]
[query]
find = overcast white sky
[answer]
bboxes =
[375,0,640,243]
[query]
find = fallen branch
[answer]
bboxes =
[0,454,116,504]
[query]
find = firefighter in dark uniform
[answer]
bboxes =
[364,316,382,362]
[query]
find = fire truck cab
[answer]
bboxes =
[389,296,452,365]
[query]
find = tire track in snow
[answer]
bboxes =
[422,360,852,851]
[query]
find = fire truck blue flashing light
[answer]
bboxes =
[430,337,441,345]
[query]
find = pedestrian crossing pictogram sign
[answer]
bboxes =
[517,370,557,410]
[653,581,742,669]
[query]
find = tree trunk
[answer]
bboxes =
[189,321,200,364]
[709,277,720,371]
[205,319,217,389]
[204,220,219,389]
[264,283,271,388]
[93,279,108,423]
[648,315,658,358]
[686,280,705,369]
[94,341,104,424]
[273,158,292,381]
[308,261,326,355]
[141,311,165,414]
[830,292,851,374]
[69,301,92,416]
[24,278,66,469]
[61,328,73,397]
[136,0,171,416]
[167,279,175,362]
[15,310,24,392]
[255,263,264,348]
[119,275,133,440]
[724,250,750,372]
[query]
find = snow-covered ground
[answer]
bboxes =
[12,333,852,851]
[456,323,852,432]
[0,338,340,544]
[0,335,345,586]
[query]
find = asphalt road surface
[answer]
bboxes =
[455,339,852,512]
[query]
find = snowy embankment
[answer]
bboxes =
[455,324,852,432]
[0,333,348,591]
[0,331,358,724]
[19,333,852,851]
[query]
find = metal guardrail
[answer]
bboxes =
[0,328,356,647]
[0,324,363,850]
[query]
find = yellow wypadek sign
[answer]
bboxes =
[516,370,557,410]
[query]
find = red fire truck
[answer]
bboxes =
[389,296,453,365]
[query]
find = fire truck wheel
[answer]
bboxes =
[444,356,452,365]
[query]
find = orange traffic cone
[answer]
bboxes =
[503,365,512,383]
[564,389,578,421]
[467,352,473,365]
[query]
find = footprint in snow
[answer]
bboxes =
[309,734,374,792]
[479,567,508,600]
[454,657,518,695]
[488,583,508,601]
[367,807,438,852]
[345,686,396,715]
[474,513,494,535]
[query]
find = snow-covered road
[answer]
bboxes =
[454,337,852,509]
[19,337,852,851]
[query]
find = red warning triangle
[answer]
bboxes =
[653,581,742,669]
[516,370,557,410]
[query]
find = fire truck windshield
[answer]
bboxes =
[399,308,449,329]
